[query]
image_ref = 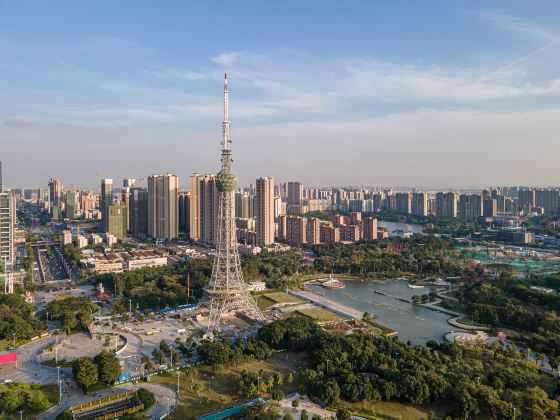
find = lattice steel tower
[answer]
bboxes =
[200,74,265,333]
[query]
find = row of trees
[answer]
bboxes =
[73,350,122,390]
[91,250,309,311]
[62,244,82,268]
[257,316,560,419]
[313,236,463,277]
[198,336,274,366]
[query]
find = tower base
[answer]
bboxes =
[199,289,265,333]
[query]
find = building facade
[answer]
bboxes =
[147,173,179,240]
[255,177,275,246]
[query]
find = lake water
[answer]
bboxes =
[307,279,457,345]
[377,221,424,236]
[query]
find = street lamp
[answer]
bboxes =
[12,333,16,350]
[18,410,23,420]
[57,366,62,404]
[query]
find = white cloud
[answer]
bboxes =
[211,52,241,65]
[146,69,208,81]
[479,12,558,41]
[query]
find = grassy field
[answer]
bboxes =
[296,307,344,323]
[264,292,303,305]
[152,359,298,419]
[254,295,277,310]
[254,292,303,310]
[335,400,446,420]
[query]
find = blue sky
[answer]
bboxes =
[1,1,559,188]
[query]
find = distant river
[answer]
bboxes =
[307,279,456,345]
[377,221,424,236]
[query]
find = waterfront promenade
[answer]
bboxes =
[289,289,365,320]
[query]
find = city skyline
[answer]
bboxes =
[2,1,560,187]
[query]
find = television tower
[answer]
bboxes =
[199,74,265,333]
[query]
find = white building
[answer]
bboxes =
[61,229,72,246]
[90,234,103,245]
[247,281,266,292]
[105,233,117,247]
[0,192,15,271]
[76,235,88,249]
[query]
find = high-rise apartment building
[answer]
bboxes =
[536,189,559,215]
[107,204,128,239]
[48,177,62,212]
[255,177,275,247]
[148,173,179,240]
[189,173,202,241]
[435,192,458,218]
[320,222,340,243]
[278,215,307,246]
[101,179,113,230]
[395,192,412,214]
[0,192,15,272]
[483,199,497,217]
[178,191,190,236]
[459,194,483,221]
[65,191,77,219]
[129,187,148,237]
[0,161,3,192]
[518,188,536,210]
[287,181,303,206]
[199,174,219,245]
[235,191,253,219]
[362,217,378,240]
[306,217,321,245]
[411,192,428,216]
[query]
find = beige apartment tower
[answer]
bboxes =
[255,177,275,246]
[189,173,202,241]
[148,173,179,240]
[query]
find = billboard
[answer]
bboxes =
[0,352,17,365]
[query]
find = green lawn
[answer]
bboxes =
[40,358,74,368]
[152,358,298,420]
[296,307,344,323]
[254,295,276,310]
[335,400,446,420]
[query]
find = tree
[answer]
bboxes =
[73,357,99,390]
[0,389,23,413]
[336,408,352,420]
[283,414,295,420]
[300,409,309,420]
[292,399,299,408]
[95,350,122,383]
[27,390,50,411]
[137,388,156,410]
[272,389,284,402]
[321,380,340,406]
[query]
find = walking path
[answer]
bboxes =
[289,290,364,320]
[448,316,490,331]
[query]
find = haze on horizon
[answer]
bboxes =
[1,1,559,189]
